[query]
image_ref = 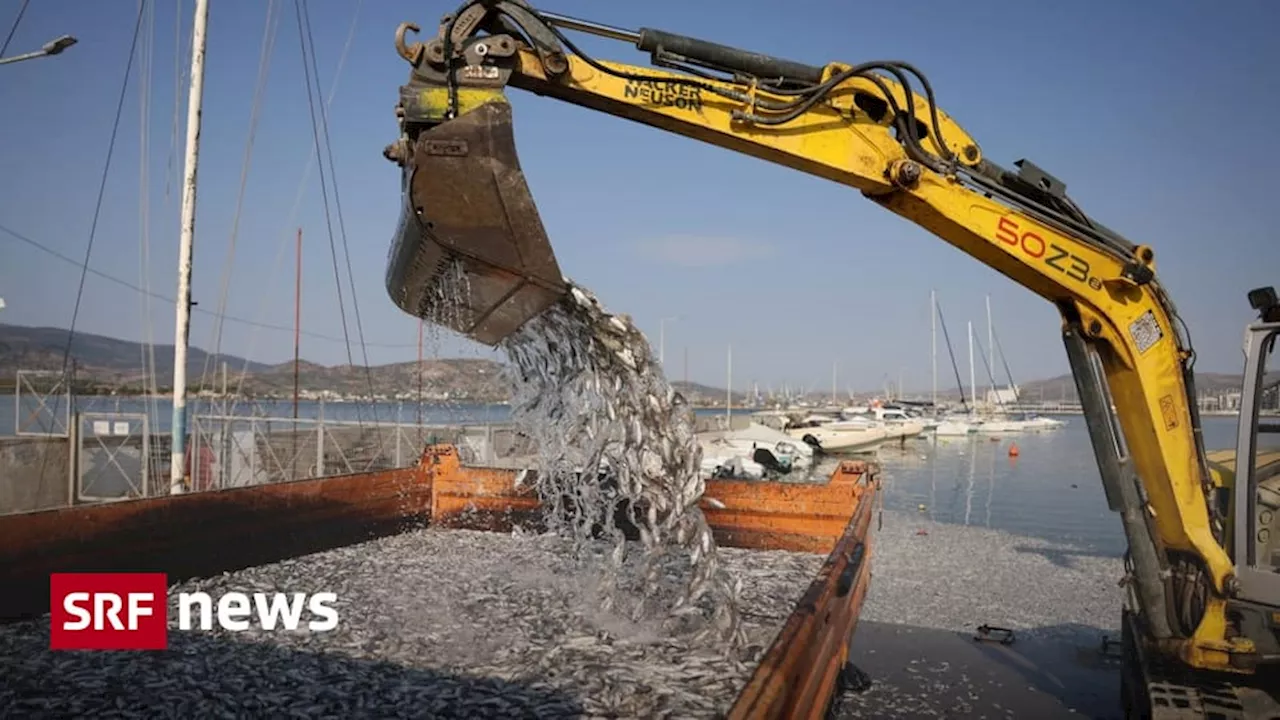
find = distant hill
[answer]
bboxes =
[672,381,749,406]
[0,323,510,401]
[239,357,508,401]
[909,371,1276,405]
[0,323,748,404]
[1011,371,1275,404]
[6,323,1262,405]
[0,324,273,385]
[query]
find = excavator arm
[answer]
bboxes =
[382,2,1262,675]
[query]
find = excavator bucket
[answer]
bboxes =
[386,100,566,346]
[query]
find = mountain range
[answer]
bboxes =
[0,322,1265,404]
[0,323,741,403]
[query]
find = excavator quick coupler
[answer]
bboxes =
[383,11,569,347]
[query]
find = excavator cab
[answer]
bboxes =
[1193,286,1280,697]
[1230,288,1280,608]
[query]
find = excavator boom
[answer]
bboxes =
[382,2,1280,715]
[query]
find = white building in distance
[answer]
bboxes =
[986,386,1019,406]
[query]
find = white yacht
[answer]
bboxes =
[870,407,927,439]
[934,418,978,436]
[783,415,889,455]
[699,422,815,477]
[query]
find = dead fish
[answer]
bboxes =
[614,348,637,371]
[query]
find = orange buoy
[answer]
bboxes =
[1008,442,1020,457]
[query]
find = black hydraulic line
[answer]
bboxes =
[633,27,824,85]
[1062,326,1176,639]
[505,5,957,169]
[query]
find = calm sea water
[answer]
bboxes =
[1,393,1258,557]
[869,415,1255,558]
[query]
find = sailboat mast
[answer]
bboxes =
[169,0,210,496]
[831,360,837,406]
[931,289,937,408]
[986,294,994,399]
[726,344,732,424]
[968,321,976,413]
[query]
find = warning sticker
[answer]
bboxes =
[1159,394,1178,431]
[1129,310,1163,355]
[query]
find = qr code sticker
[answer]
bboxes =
[1129,310,1163,354]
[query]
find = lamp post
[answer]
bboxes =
[658,315,682,366]
[0,35,77,66]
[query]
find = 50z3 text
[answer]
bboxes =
[995,216,1092,284]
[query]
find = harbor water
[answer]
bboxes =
[0,392,1253,558]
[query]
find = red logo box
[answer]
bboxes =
[49,573,169,650]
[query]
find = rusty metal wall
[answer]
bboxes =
[0,462,430,623]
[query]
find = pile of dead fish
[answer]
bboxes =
[0,529,824,718]
[500,283,741,645]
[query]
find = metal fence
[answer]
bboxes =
[2,408,525,514]
[185,414,524,492]
[14,370,71,437]
[77,412,150,502]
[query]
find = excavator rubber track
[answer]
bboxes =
[1121,609,1280,719]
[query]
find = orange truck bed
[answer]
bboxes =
[0,444,880,719]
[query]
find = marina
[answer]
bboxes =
[0,386,1254,717]
[0,423,1136,717]
[2,0,1279,717]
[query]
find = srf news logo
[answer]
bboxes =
[49,573,339,650]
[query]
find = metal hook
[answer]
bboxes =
[395,22,424,65]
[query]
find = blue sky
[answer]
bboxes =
[1,0,1277,394]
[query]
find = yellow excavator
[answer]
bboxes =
[380,3,1280,716]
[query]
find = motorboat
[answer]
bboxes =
[1013,413,1067,429]
[870,407,927,440]
[700,453,766,480]
[971,411,1065,433]
[972,416,1030,433]
[933,414,979,436]
[783,416,889,455]
[699,422,815,476]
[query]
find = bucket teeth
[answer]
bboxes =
[385,99,566,346]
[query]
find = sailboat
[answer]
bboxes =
[969,311,1025,434]
[931,291,978,437]
[988,306,1066,430]
[971,295,1064,433]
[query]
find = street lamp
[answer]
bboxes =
[0,35,77,66]
[658,315,682,366]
